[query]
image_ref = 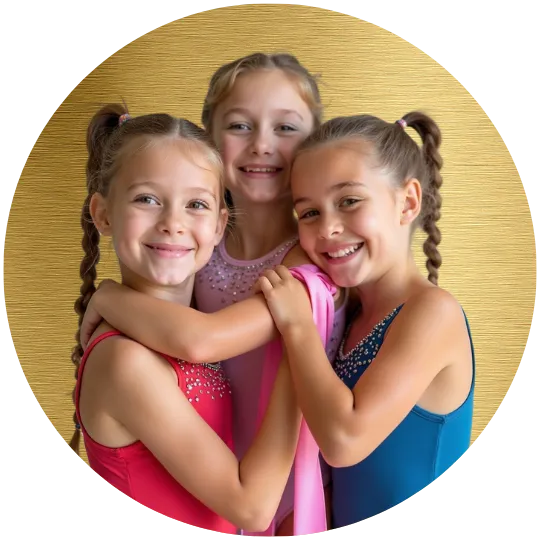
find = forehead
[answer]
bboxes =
[295,141,374,177]
[216,69,312,118]
[117,138,221,192]
[291,140,389,196]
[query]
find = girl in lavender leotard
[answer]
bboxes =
[80,53,348,535]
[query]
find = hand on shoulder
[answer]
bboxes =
[282,244,345,307]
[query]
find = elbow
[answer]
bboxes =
[176,339,212,364]
[231,506,274,532]
[242,513,274,533]
[319,429,369,469]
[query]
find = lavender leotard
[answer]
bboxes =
[194,236,347,529]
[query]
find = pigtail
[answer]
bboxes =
[69,104,126,453]
[69,196,100,453]
[403,112,443,285]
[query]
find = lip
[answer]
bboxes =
[321,242,364,265]
[144,243,194,259]
[238,163,284,177]
[321,242,362,252]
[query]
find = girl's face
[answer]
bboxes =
[212,69,314,206]
[292,141,417,288]
[92,139,227,290]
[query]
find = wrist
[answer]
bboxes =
[282,318,317,343]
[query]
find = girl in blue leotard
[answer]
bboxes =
[257,111,474,527]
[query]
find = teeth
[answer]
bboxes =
[244,167,278,173]
[327,244,361,259]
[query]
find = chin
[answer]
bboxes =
[153,274,193,287]
[323,267,367,289]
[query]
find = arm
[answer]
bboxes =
[80,246,318,362]
[258,266,469,467]
[95,337,301,531]
[81,281,279,363]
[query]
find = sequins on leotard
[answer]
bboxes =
[195,237,299,304]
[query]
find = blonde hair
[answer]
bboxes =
[201,52,323,132]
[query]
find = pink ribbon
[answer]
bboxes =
[254,264,336,535]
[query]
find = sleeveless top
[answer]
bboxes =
[331,305,475,527]
[194,237,347,530]
[75,331,236,534]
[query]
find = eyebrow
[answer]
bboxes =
[127,181,217,201]
[293,181,366,206]
[223,107,304,122]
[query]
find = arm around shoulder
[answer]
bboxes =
[90,281,279,364]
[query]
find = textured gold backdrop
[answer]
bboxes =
[4,5,535,458]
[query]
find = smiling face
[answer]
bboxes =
[91,138,226,290]
[292,141,419,288]
[211,69,314,206]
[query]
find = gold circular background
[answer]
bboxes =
[5,5,535,462]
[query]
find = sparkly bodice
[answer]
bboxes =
[195,236,299,307]
[334,305,403,386]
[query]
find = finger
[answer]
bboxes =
[275,265,293,280]
[261,269,283,288]
[257,276,274,295]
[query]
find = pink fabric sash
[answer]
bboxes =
[255,264,336,536]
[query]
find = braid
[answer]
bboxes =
[420,124,443,285]
[402,112,443,285]
[69,194,100,453]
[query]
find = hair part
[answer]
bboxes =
[298,111,443,285]
[69,104,224,453]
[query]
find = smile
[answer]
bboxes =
[144,243,193,259]
[239,166,283,174]
[326,244,363,259]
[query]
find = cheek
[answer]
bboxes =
[219,136,244,167]
[297,222,317,251]
[280,137,305,161]
[193,216,220,245]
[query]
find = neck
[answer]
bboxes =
[120,268,195,306]
[226,197,297,260]
[355,253,426,321]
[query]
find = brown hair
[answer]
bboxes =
[201,52,323,212]
[297,111,443,285]
[69,104,223,453]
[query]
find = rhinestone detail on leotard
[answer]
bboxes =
[176,360,232,403]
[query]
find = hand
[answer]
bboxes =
[256,266,314,336]
[80,279,118,349]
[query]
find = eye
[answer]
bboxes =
[228,122,250,131]
[277,124,297,132]
[134,194,159,205]
[340,198,361,208]
[188,199,210,210]
[298,209,319,220]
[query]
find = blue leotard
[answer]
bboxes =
[331,305,474,527]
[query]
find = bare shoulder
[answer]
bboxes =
[388,286,469,359]
[282,243,311,267]
[403,286,464,324]
[89,328,174,390]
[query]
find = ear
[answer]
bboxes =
[399,178,422,225]
[89,192,112,236]
[214,208,228,246]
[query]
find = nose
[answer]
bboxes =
[250,127,275,156]
[158,206,186,235]
[318,213,344,239]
